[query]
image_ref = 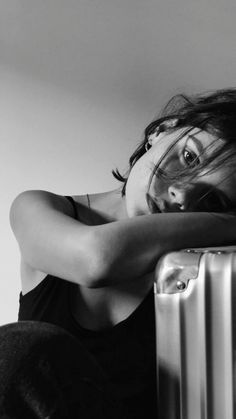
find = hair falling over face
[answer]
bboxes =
[112,88,236,213]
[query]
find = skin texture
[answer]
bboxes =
[125,127,236,217]
[10,126,236,329]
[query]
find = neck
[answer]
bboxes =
[88,188,129,222]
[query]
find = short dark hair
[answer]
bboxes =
[112,88,236,198]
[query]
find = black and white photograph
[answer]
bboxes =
[1,1,236,418]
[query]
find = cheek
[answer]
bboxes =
[130,156,154,188]
[125,159,155,215]
[147,154,175,196]
[149,174,168,197]
[148,147,184,196]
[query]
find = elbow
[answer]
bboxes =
[9,190,39,233]
[9,191,27,236]
[80,257,110,290]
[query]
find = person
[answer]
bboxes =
[5,88,236,418]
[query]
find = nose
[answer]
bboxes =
[167,184,187,211]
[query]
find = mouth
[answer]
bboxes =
[146,194,163,214]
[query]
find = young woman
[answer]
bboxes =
[6,88,236,418]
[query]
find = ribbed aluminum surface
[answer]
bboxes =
[154,250,236,419]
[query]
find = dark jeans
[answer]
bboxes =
[0,321,125,419]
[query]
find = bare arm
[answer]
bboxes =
[10,190,236,288]
[93,211,236,285]
[10,190,99,287]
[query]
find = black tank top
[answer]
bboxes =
[18,196,157,419]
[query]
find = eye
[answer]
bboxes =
[183,149,200,167]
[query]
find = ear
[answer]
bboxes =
[147,131,165,147]
[148,118,179,147]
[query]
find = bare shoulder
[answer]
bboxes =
[71,192,116,225]
[15,189,118,295]
[13,190,91,295]
[72,189,125,224]
[17,192,91,295]
[71,194,88,205]
[70,193,93,224]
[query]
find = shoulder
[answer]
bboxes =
[17,190,113,295]
[71,192,113,225]
[71,194,89,206]
[72,190,125,224]
[69,194,93,224]
[18,192,90,295]
[10,191,78,232]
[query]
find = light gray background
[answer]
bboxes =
[1,0,236,324]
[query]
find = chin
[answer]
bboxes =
[125,192,150,217]
[128,206,150,218]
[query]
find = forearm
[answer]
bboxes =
[92,212,236,286]
[10,190,236,288]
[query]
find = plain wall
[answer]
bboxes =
[1,0,236,325]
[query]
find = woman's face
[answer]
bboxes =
[125,127,236,217]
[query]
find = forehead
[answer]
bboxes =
[177,126,224,150]
[151,126,224,159]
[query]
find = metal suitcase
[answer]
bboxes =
[154,247,236,419]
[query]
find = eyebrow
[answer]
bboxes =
[185,136,236,209]
[187,134,204,154]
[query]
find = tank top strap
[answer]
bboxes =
[64,195,77,220]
